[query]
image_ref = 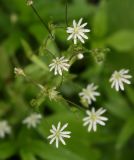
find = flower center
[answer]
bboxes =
[114,72,121,80]
[84,90,92,97]
[55,60,61,65]
[55,130,60,137]
[74,27,79,34]
[90,114,97,121]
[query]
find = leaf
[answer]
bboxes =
[92,0,108,38]
[107,0,134,32]
[30,140,85,160]
[21,39,49,71]
[126,87,134,105]
[106,30,134,51]
[116,116,134,150]
[20,150,36,160]
[0,141,16,159]
[29,24,47,43]
[0,47,11,80]
[104,87,133,120]
[2,32,21,55]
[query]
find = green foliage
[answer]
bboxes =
[0,0,134,160]
[116,116,134,150]
[107,30,134,51]
[92,0,108,38]
[0,141,16,159]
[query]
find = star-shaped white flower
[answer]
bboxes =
[47,122,71,148]
[0,120,11,138]
[79,83,100,105]
[22,113,42,128]
[67,18,90,44]
[49,56,70,76]
[109,69,132,91]
[83,107,108,132]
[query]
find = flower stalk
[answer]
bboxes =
[30,5,54,39]
[65,0,69,26]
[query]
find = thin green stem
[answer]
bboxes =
[24,75,43,90]
[65,0,69,26]
[44,36,50,48]
[44,48,56,58]
[63,97,86,111]
[57,75,64,89]
[31,5,54,38]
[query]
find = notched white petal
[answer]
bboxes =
[67,18,90,44]
[110,69,132,91]
[48,122,71,148]
[83,107,108,132]
[79,83,100,105]
[49,57,70,76]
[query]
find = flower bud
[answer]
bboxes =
[14,68,25,77]
[27,0,33,6]
[77,53,84,60]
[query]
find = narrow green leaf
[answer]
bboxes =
[92,0,108,38]
[126,87,134,105]
[30,140,85,160]
[104,92,133,120]
[20,150,36,160]
[0,47,11,79]
[21,39,49,71]
[116,116,134,150]
[107,30,134,51]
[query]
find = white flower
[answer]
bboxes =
[83,107,108,132]
[0,121,11,138]
[48,87,59,101]
[79,83,100,105]
[49,56,70,76]
[47,122,71,148]
[22,113,42,128]
[67,18,90,44]
[109,69,132,91]
[77,53,84,60]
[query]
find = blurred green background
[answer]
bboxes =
[0,0,134,159]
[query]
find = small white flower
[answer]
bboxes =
[49,56,70,76]
[67,18,90,44]
[79,83,100,105]
[22,113,42,128]
[109,69,132,91]
[47,122,71,148]
[83,107,108,132]
[48,87,59,101]
[0,121,11,138]
[77,53,84,60]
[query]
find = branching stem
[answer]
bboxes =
[31,5,54,38]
